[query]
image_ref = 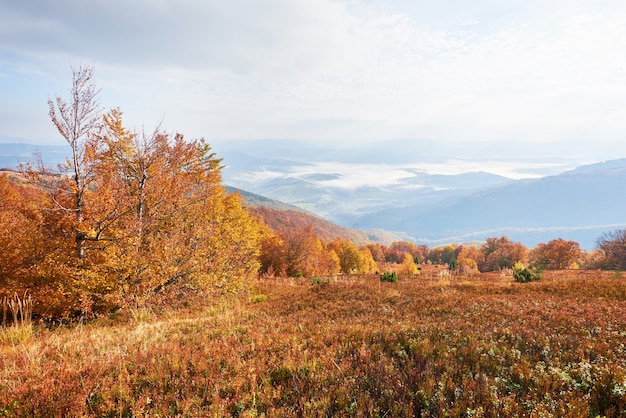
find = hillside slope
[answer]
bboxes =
[228,187,402,245]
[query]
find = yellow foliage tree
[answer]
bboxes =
[398,252,419,276]
[457,245,481,274]
[358,248,379,274]
[331,239,363,274]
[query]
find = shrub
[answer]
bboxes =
[310,277,329,286]
[512,262,542,283]
[251,294,268,303]
[380,271,398,283]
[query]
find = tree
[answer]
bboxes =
[280,226,325,277]
[358,247,378,274]
[0,174,43,289]
[480,236,527,272]
[441,245,458,269]
[596,229,626,270]
[95,111,262,296]
[16,67,264,317]
[386,241,424,264]
[366,243,387,262]
[0,172,91,319]
[428,244,458,267]
[332,239,363,274]
[457,245,481,274]
[531,239,582,270]
[258,227,286,277]
[47,65,102,260]
[398,253,418,276]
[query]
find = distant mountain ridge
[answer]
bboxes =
[222,152,626,250]
[351,158,626,249]
[0,142,69,169]
[218,150,514,221]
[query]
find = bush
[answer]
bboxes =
[380,271,398,283]
[512,262,542,283]
[251,294,268,303]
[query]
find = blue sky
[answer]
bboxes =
[1,0,626,159]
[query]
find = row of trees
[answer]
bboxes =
[255,230,625,280]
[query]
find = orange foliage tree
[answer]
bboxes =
[365,243,387,263]
[258,228,287,277]
[15,66,262,318]
[386,241,424,264]
[531,239,582,270]
[479,236,528,272]
[258,231,385,278]
[0,174,48,291]
[456,245,482,274]
[261,226,340,278]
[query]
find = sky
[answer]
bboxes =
[1,0,626,159]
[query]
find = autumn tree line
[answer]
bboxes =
[259,232,623,278]
[1,66,625,321]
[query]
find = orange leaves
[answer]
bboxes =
[6,67,264,318]
[480,236,528,272]
[531,238,582,270]
[258,226,341,278]
[11,119,264,317]
[93,115,260,297]
[3,272,626,415]
[457,245,481,274]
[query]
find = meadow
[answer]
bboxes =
[1,268,625,417]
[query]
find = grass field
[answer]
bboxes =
[1,268,626,417]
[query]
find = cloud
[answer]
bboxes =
[1,0,626,147]
[0,0,377,77]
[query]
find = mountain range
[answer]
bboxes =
[215,144,626,250]
[2,137,625,250]
[0,141,69,169]
[350,160,626,249]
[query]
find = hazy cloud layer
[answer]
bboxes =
[1,0,626,150]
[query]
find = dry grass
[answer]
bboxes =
[1,293,33,344]
[1,271,625,416]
